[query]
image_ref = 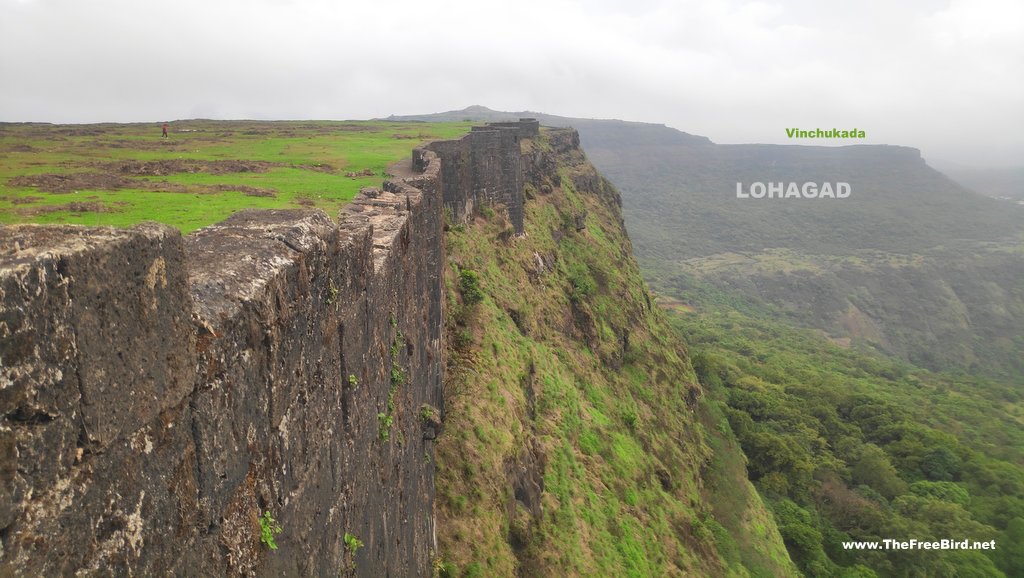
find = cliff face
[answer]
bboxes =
[432,127,796,577]
[0,141,454,574]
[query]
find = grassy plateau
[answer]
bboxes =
[0,120,472,232]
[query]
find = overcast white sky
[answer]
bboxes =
[1,0,1021,166]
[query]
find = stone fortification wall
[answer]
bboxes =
[0,151,444,577]
[424,118,538,234]
[0,119,542,576]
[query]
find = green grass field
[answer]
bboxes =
[0,120,472,233]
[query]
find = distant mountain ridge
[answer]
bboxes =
[387,106,1020,255]
[935,164,1024,201]
[382,105,714,147]
[393,106,1024,376]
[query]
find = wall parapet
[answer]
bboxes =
[424,118,538,234]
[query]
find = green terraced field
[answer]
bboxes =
[0,120,472,233]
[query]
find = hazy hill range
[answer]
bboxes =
[579,135,1024,378]
[581,138,1024,377]
[933,164,1024,201]
[388,107,1024,377]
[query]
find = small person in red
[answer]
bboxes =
[162,123,168,138]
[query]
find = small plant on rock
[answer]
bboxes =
[343,532,364,571]
[420,404,437,422]
[378,412,394,441]
[344,532,363,553]
[259,510,283,550]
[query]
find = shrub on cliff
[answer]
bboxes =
[458,269,484,305]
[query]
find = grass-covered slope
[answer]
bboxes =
[433,128,797,577]
[0,120,471,232]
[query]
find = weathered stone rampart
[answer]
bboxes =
[424,118,538,234]
[0,119,538,575]
[0,154,450,576]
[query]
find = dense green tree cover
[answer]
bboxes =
[673,285,1022,577]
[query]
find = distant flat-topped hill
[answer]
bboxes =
[384,105,713,147]
[392,106,1024,376]
[582,139,1023,259]
[386,106,1021,257]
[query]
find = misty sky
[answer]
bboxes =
[2,0,1021,167]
